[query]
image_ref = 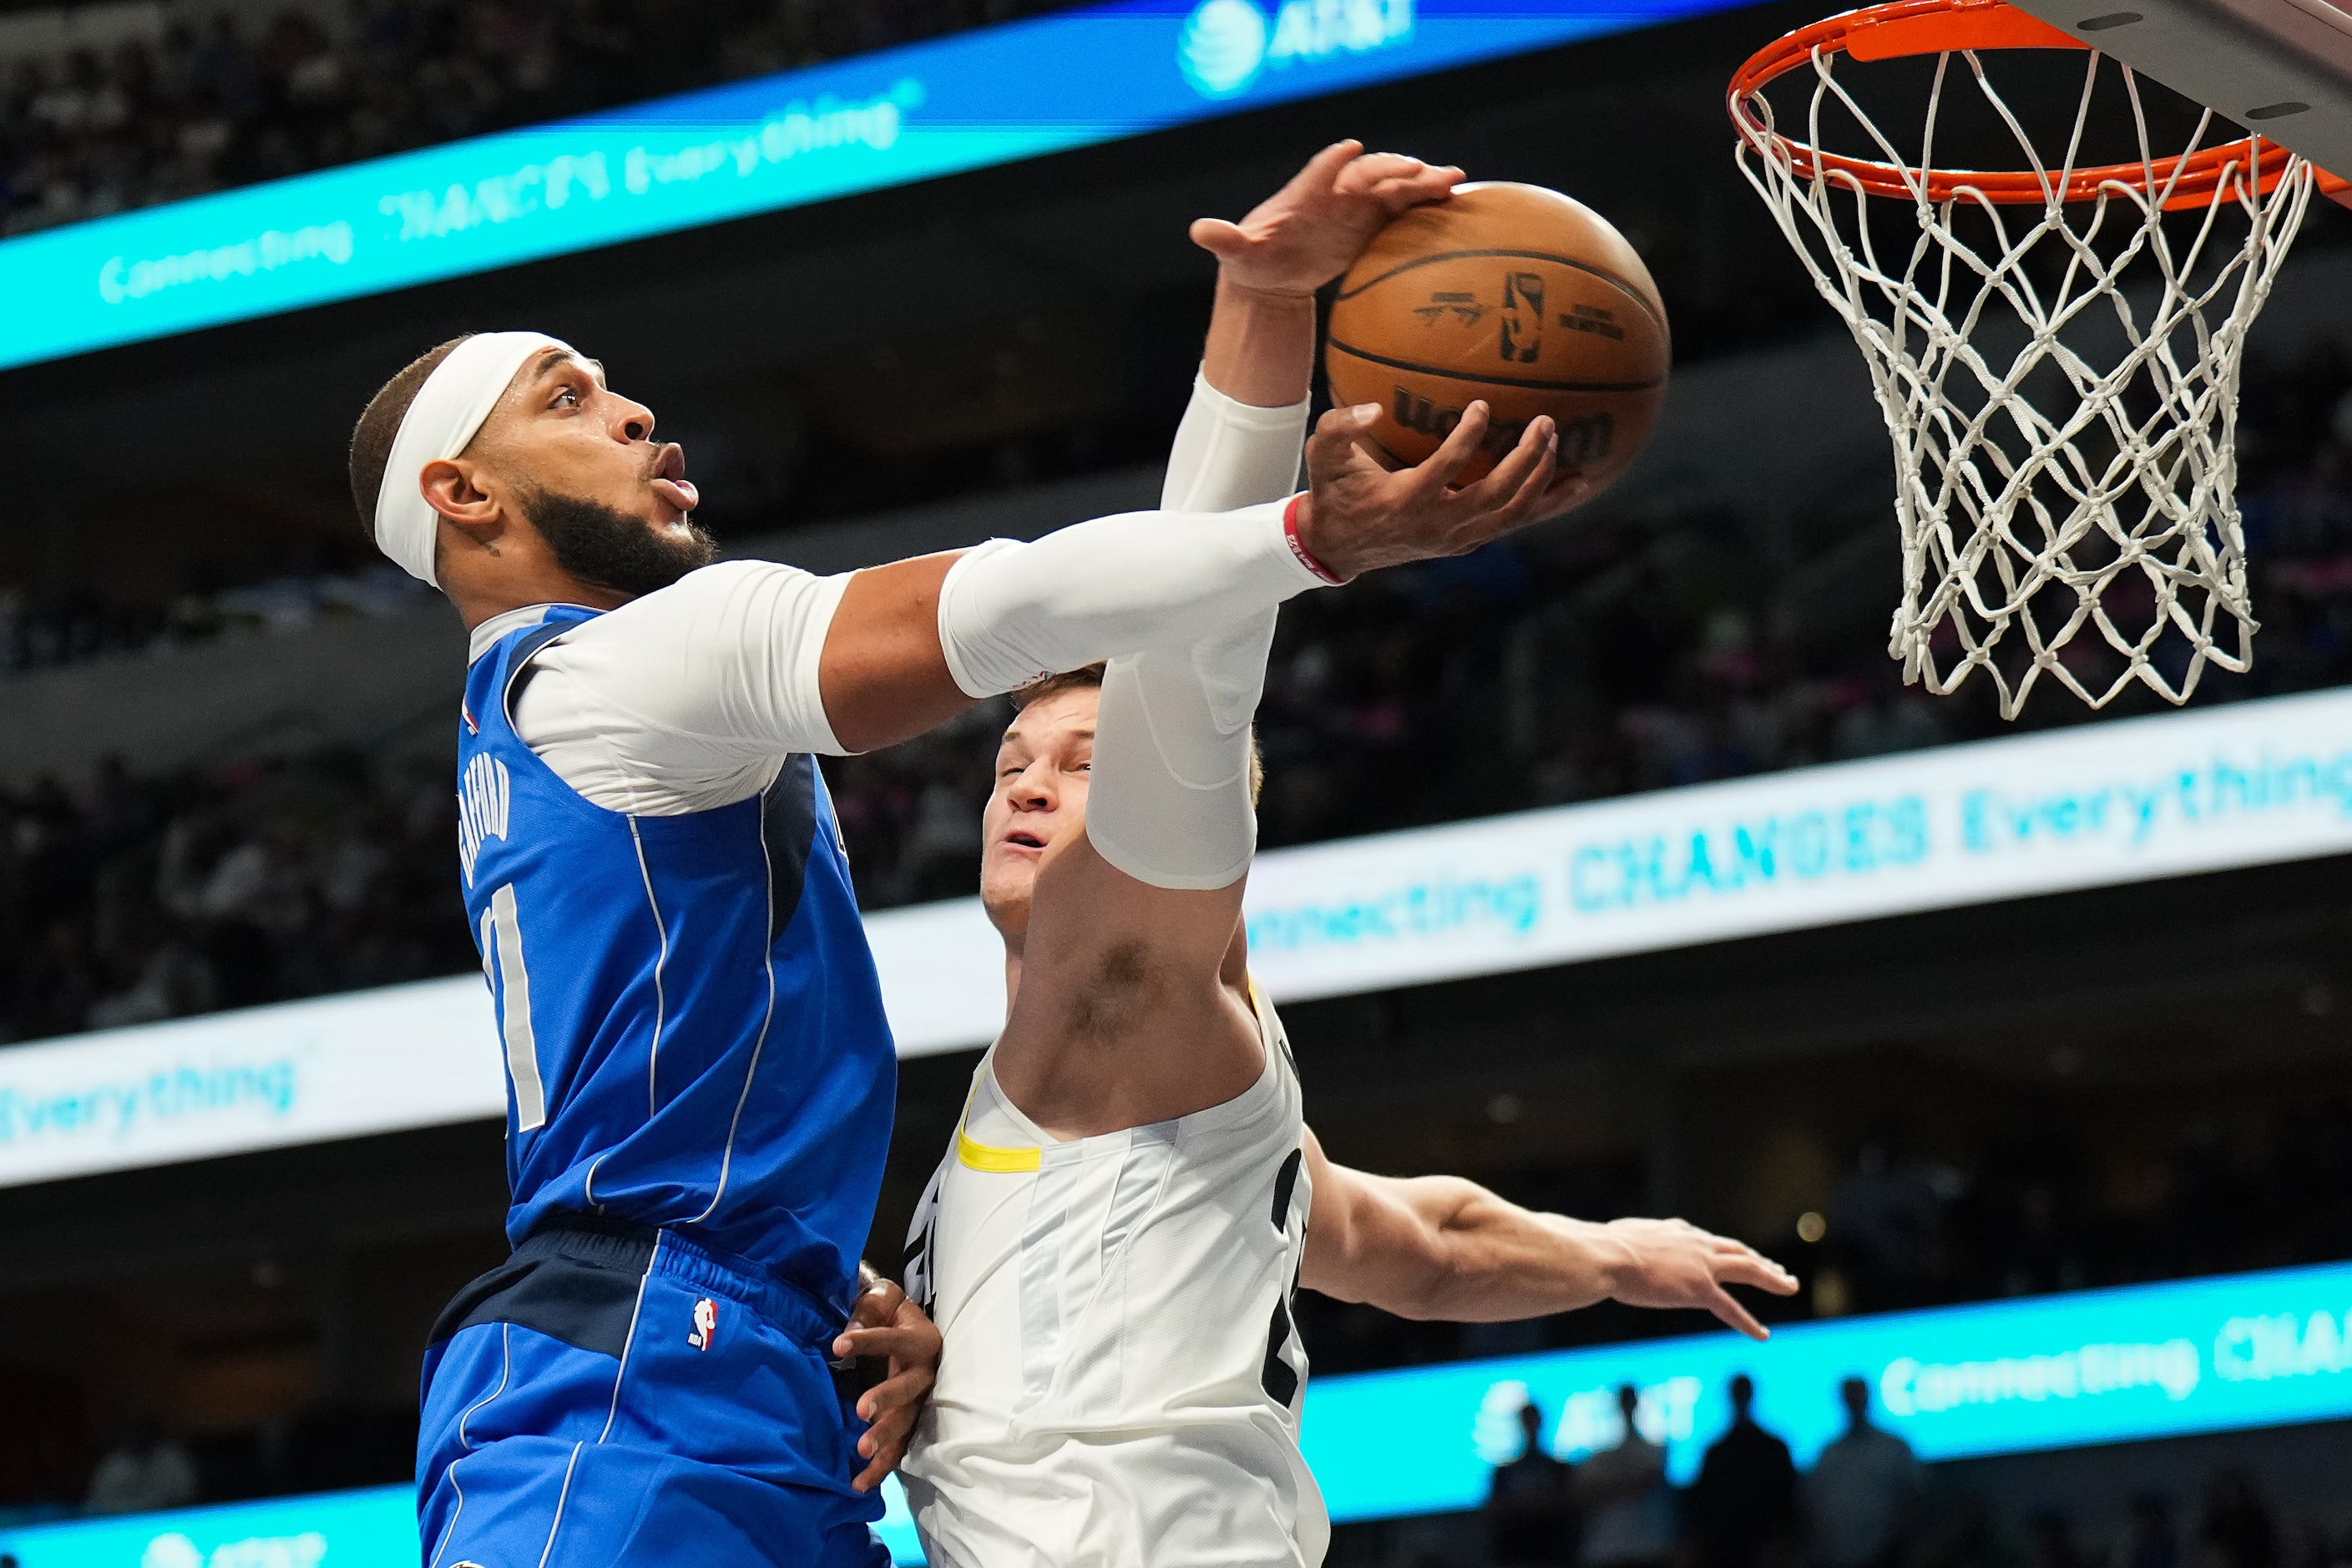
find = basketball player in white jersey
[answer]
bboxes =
[898,153,1800,1568]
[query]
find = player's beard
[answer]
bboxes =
[521,483,718,598]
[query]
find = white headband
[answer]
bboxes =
[374,331,574,586]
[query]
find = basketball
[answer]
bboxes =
[1324,181,1669,492]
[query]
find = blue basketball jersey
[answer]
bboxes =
[456,605,897,1317]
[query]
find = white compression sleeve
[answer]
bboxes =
[933,495,1320,700]
[1161,369,1306,513]
[1087,372,1309,890]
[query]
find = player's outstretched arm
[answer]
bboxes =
[992,150,1462,1059]
[812,400,1588,755]
[1297,1129,1798,1340]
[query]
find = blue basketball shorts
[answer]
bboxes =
[417,1219,889,1568]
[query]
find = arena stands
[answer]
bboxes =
[0,747,473,1043]
[0,0,1081,237]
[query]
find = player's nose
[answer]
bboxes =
[612,395,657,444]
[1010,761,1058,805]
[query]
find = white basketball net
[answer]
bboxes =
[1736,44,2315,716]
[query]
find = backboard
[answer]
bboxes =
[2004,0,2352,175]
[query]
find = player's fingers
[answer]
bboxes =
[836,1286,903,1349]
[851,1419,913,1492]
[1296,138,1365,196]
[1480,438,1561,538]
[1369,163,1464,211]
[1459,417,1556,522]
[834,1323,937,1365]
[1707,1286,1773,1342]
[1716,1252,1802,1297]
[1189,215,1249,260]
[1485,415,1557,497]
[1304,402,1386,482]
[856,1362,936,1426]
[857,1277,906,1314]
[1409,400,1492,494]
[852,1359,932,1485]
[1335,150,1427,196]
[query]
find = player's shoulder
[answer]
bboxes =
[651,558,814,599]
[573,559,819,633]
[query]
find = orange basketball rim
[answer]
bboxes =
[1727,0,2352,210]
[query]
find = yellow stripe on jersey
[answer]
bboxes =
[957,1127,1041,1173]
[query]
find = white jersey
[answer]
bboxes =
[900,985,1323,1568]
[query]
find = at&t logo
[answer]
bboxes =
[1179,0,1416,99]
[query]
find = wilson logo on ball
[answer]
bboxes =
[1556,412,1616,466]
[1392,388,1616,468]
[1392,388,1528,453]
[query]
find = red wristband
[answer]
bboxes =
[1282,493,1347,585]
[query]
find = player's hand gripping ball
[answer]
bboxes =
[1325,181,1669,493]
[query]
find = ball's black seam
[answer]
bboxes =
[1327,339,1667,393]
[1334,247,1669,336]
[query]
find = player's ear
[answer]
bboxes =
[420,455,508,543]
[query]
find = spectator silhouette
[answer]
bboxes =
[1576,1385,1673,1568]
[1806,1377,1920,1568]
[83,1413,198,1515]
[1688,1374,1800,1568]
[1487,1399,1578,1566]
[2196,1469,2278,1568]
[2030,1512,2086,1568]
[2114,1491,2180,1568]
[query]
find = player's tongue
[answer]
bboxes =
[650,446,698,514]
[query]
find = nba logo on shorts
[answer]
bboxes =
[688,1297,719,1352]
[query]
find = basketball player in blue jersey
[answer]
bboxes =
[345,144,1575,1568]
[900,159,1799,1567]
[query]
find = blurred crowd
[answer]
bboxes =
[0,750,472,1044]
[1808,1110,2352,1320]
[0,0,1073,236]
[0,567,429,676]
[1455,1377,2345,1568]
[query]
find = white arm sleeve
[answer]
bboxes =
[1087,373,1308,890]
[934,494,1321,700]
[1160,369,1306,513]
[511,560,848,815]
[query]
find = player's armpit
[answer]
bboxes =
[1021,827,1257,1027]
